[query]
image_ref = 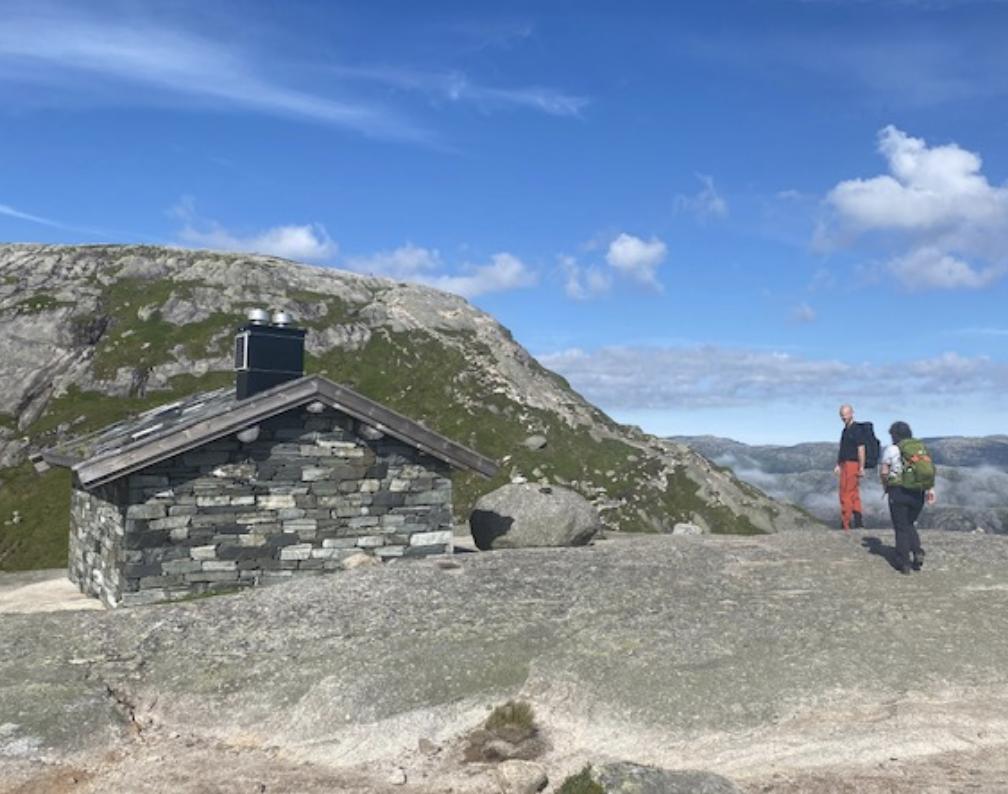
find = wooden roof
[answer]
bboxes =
[44,375,498,488]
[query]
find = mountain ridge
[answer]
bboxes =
[673,434,1008,533]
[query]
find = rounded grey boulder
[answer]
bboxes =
[469,483,601,551]
[522,434,548,450]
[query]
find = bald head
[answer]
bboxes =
[839,405,854,426]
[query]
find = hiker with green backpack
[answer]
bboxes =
[879,421,937,575]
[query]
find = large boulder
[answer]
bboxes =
[469,484,601,551]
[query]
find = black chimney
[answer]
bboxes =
[234,309,306,400]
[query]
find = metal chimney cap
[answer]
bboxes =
[271,310,293,327]
[247,308,270,325]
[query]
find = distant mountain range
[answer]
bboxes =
[672,435,1008,534]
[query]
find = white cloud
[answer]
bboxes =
[174,199,337,261]
[345,245,536,298]
[172,200,536,298]
[248,225,338,262]
[538,344,1008,412]
[424,253,537,298]
[180,221,337,261]
[560,254,612,300]
[605,233,667,291]
[821,125,1008,289]
[345,244,444,279]
[674,174,729,220]
[889,246,1001,290]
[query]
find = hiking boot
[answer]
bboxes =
[852,512,863,529]
[912,550,925,570]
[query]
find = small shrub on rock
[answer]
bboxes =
[556,765,603,794]
[485,700,536,735]
[462,700,547,763]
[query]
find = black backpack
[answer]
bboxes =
[859,422,881,469]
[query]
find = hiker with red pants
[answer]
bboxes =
[833,404,866,530]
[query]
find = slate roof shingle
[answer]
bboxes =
[44,375,498,488]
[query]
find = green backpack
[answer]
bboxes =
[894,438,936,491]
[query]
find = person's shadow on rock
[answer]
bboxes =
[862,536,901,571]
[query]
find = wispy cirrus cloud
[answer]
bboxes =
[560,254,612,300]
[791,302,816,324]
[0,3,425,142]
[329,65,589,118]
[0,201,149,241]
[674,174,729,221]
[0,203,66,229]
[0,2,588,142]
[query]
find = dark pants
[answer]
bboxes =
[888,486,925,569]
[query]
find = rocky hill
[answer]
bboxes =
[674,435,1008,533]
[0,244,815,569]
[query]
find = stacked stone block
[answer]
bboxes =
[69,405,454,607]
[69,480,128,607]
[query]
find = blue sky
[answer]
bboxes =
[3,0,1008,444]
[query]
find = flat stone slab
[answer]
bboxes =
[0,569,104,614]
[2,530,1008,793]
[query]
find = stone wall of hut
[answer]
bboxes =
[69,405,454,607]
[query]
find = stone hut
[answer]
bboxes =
[45,311,496,607]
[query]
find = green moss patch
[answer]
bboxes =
[89,278,236,378]
[12,294,71,314]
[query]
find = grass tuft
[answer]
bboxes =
[557,765,604,794]
[484,699,536,733]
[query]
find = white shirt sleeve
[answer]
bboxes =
[882,444,901,475]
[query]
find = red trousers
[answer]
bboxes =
[839,460,863,529]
